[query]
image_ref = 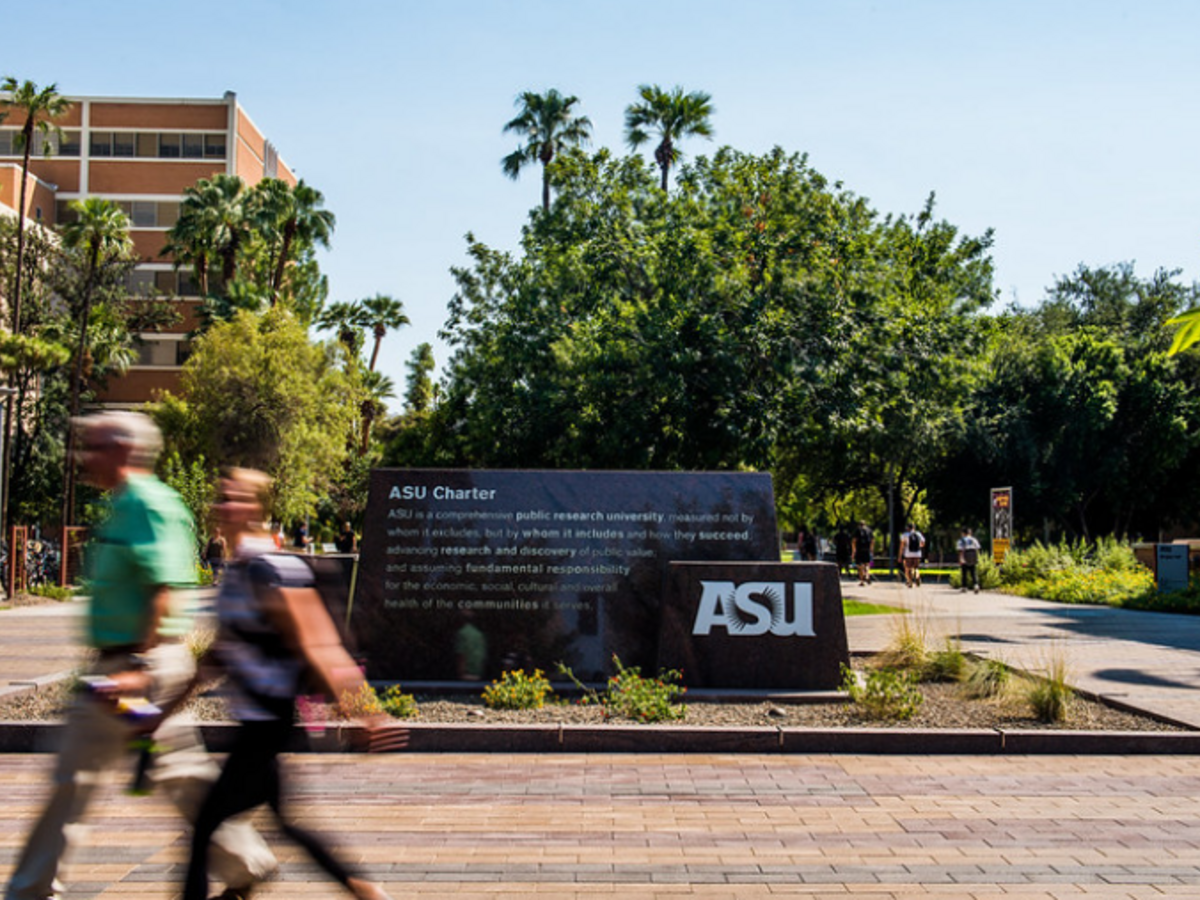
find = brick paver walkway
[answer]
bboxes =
[4,751,1200,898]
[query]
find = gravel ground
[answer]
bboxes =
[0,594,1185,732]
[0,667,1186,732]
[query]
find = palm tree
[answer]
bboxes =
[360,293,410,373]
[0,77,70,534]
[59,202,132,524]
[624,84,714,192]
[359,368,395,455]
[250,179,336,303]
[502,89,592,211]
[167,174,251,295]
[316,300,366,356]
[1,78,71,336]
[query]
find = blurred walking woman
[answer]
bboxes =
[183,468,397,900]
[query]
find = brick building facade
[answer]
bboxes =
[0,91,294,407]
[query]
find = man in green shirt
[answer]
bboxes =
[6,412,275,900]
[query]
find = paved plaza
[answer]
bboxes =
[3,580,1200,896]
[4,751,1200,898]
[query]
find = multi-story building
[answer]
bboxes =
[0,91,294,407]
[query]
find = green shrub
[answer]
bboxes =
[557,656,687,723]
[26,583,75,602]
[1007,568,1154,607]
[1000,540,1085,585]
[379,685,419,719]
[924,639,968,683]
[482,668,553,710]
[603,658,686,723]
[841,664,923,721]
[962,657,1010,699]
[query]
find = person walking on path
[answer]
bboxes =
[5,412,275,900]
[834,526,853,578]
[205,526,228,585]
[853,521,875,586]
[957,527,982,593]
[178,468,401,900]
[900,522,926,588]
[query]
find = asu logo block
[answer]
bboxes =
[691,581,815,637]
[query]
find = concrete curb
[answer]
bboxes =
[2,720,1199,755]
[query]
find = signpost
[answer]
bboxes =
[990,486,1013,565]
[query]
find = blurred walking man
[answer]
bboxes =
[5,412,275,900]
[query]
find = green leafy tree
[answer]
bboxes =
[624,84,714,191]
[155,307,356,523]
[437,146,993,498]
[931,264,1200,539]
[502,89,592,211]
[403,342,437,414]
[58,198,134,525]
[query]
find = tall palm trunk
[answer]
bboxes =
[61,241,100,527]
[3,121,36,535]
[368,326,385,373]
[270,217,298,302]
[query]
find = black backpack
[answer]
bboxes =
[908,531,922,552]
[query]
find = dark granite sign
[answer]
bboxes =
[657,562,849,689]
[352,469,779,682]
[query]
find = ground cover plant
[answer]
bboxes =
[999,538,1161,609]
[557,655,686,723]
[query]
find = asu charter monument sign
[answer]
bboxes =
[351,469,849,689]
[352,469,779,681]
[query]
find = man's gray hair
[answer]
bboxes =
[78,411,163,468]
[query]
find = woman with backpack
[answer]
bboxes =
[900,523,926,588]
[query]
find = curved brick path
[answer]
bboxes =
[3,751,1200,898]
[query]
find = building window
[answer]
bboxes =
[113,132,136,157]
[87,131,227,160]
[89,131,110,156]
[130,201,157,228]
[177,269,199,296]
[0,129,81,157]
[158,133,181,158]
[135,337,191,368]
[182,133,204,158]
[127,270,156,296]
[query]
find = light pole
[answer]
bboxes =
[0,385,19,601]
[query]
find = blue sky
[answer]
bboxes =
[7,0,1199,411]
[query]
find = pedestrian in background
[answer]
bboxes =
[853,521,874,586]
[834,526,853,578]
[900,522,926,588]
[957,527,982,594]
[5,412,274,900]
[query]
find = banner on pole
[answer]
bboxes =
[990,487,1013,565]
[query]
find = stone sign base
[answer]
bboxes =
[657,561,849,690]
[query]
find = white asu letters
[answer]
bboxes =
[692,581,815,637]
